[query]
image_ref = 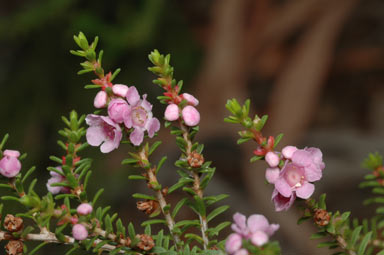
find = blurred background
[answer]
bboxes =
[1,0,384,254]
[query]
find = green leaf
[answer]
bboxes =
[149,141,162,155]
[318,193,327,210]
[92,188,104,205]
[128,175,147,180]
[250,155,263,163]
[156,156,167,174]
[141,219,167,226]
[274,133,284,148]
[28,242,48,255]
[121,158,139,165]
[172,198,188,218]
[310,232,327,239]
[207,205,229,222]
[22,166,36,183]
[347,226,363,249]
[128,222,135,239]
[168,178,194,194]
[357,231,372,255]
[0,133,9,150]
[132,193,157,201]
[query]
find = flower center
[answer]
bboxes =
[103,123,115,140]
[284,164,305,188]
[132,106,147,127]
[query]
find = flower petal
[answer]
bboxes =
[130,128,144,146]
[126,86,140,106]
[250,231,269,246]
[247,214,269,233]
[265,168,280,184]
[296,182,315,199]
[86,126,105,146]
[147,118,160,138]
[291,150,312,166]
[275,178,292,198]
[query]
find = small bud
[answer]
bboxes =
[182,93,199,106]
[136,234,155,251]
[188,151,204,168]
[72,224,88,240]
[265,151,279,168]
[94,91,108,108]
[282,146,298,159]
[108,98,129,123]
[4,214,23,232]
[5,240,23,255]
[0,150,21,178]
[112,84,129,97]
[164,104,180,121]
[225,233,242,254]
[137,200,159,215]
[76,203,93,216]
[265,168,280,184]
[182,106,200,126]
[314,209,330,226]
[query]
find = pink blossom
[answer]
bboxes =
[72,224,88,240]
[46,167,70,194]
[94,91,108,108]
[181,105,200,126]
[112,84,129,97]
[231,213,279,247]
[182,93,199,106]
[77,203,93,215]
[0,150,21,178]
[123,87,160,146]
[265,151,279,168]
[164,104,180,121]
[226,233,242,254]
[272,189,296,212]
[85,114,122,153]
[108,98,129,123]
[273,147,324,201]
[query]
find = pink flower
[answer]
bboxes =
[85,114,122,153]
[0,150,21,178]
[164,104,180,121]
[112,84,129,97]
[108,98,129,124]
[77,203,93,215]
[270,147,325,211]
[46,167,70,194]
[226,233,242,254]
[123,87,160,146]
[274,148,324,199]
[181,105,200,126]
[272,189,296,212]
[72,224,88,240]
[231,213,279,247]
[265,152,279,168]
[94,91,108,108]
[182,93,199,106]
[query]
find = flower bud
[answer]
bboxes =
[0,150,21,178]
[77,203,93,216]
[225,233,242,254]
[182,106,200,126]
[5,240,23,255]
[112,84,129,97]
[182,93,199,106]
[136,234,155,251]
[164,104,180,121]
[94,91,108,108]
[282,146,298,159]
[235,249,249,255]
[108,98,129,123]
[72,224,88,240]
[265,168,280,184]
[265,151,279,168]
[4,214,23,232]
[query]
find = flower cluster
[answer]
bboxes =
[164,93,200,126]
[86,84,160,152]
[265,146,325,211]
[0,150,21,178]
[226,213,279,254]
